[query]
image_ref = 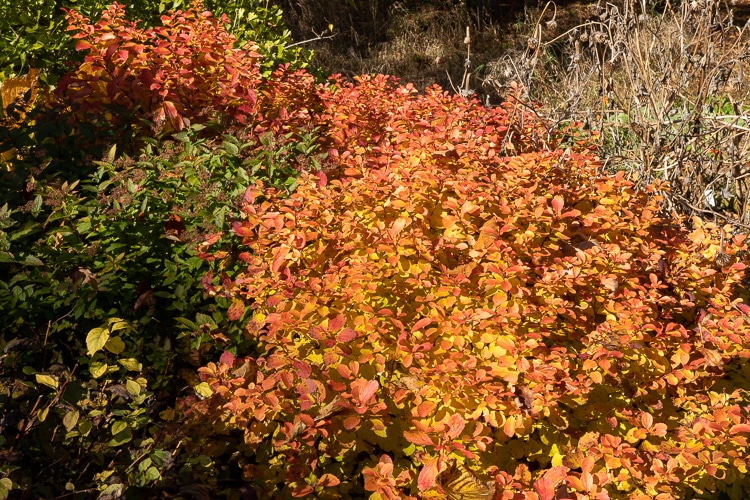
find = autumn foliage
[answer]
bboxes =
[46,1,263,135]
[8,1,750,498]
[174,67,750,499]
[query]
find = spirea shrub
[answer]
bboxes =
[50,1,264,137]
[178,80,750,499]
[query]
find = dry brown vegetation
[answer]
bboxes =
[503,0,750,230]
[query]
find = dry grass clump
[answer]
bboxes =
[484,0,750,230]
[304,1,506,93]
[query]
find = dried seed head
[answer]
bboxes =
[715,252,733,267]
[527,37,540,49]
[580,32,589,43]
[545,19,558,30]
[568,27,579,44]
[593,31,607,44]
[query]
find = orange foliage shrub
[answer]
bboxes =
[177,78,750,499]
[49,1,264,134]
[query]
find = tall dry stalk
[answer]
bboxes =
[485,0,750,229]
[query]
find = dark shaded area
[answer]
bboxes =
[277,0,750,63]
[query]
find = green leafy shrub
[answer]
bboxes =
[0,134,237,496]
[180,76,750,499]
[0,118,329,496]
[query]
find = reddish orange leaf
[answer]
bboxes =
[416,401,436,418]
[417,456,439,491]
[227,299,245,321]
[533,477,555,500]
[411,317,434,332]
[317,473,341,487]
[404,430,435,446]
[729,424,750,435]
[336,328,357,342]
[551,195,564,216]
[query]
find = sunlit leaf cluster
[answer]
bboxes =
[183,74,750,499]
[45,0,263,137]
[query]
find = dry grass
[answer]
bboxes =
[307,1,506,93]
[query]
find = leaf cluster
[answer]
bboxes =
[184,73,750,500]
[0,0,310,83]
[0,3,327,495]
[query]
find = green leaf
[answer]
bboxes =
[222,141,239,156]
[118,358,142,371]
[107,144,117,163]
[195,313,215,327]
[9,222,40,241]
[76,218,91,234]
[126,379,141,396]
[194,382,212,398]
[109,423,132,446]
[22,255,43,266]
[111,420,128,436]
[0,477,11,499]
[63,409,80,431]
[35,373,58,390]
[108,318,130,332]
[144,466,161,482]
[79,419,92,437]
[86,327,109,355]
[89,361,108,378]
[104,336,126,354]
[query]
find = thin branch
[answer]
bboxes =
[286,31,336,49]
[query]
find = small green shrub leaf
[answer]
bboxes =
[108,319,130,332]
[0,477,11,499]
[89,362,108,379]
[125,379,141,396]
[63,410,80,431]
[86,327,109,355]
[107,144,116,163]
[111,420,128,436]
[118,358,142,371]
[104,336,125,354]
[144,466,161,482]
[22,255,44,266]
[35,373,58,390]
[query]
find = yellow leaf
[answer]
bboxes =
[194,382,212,398]
[126,379,141,396]
[108,318,130,332]
[89,362,108,378]
[86,327,109,356]
[104,336,125,354]
[118,358,142,371]
[35,373,58,390]
[63,409,80,431]
[550,443,565,467]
